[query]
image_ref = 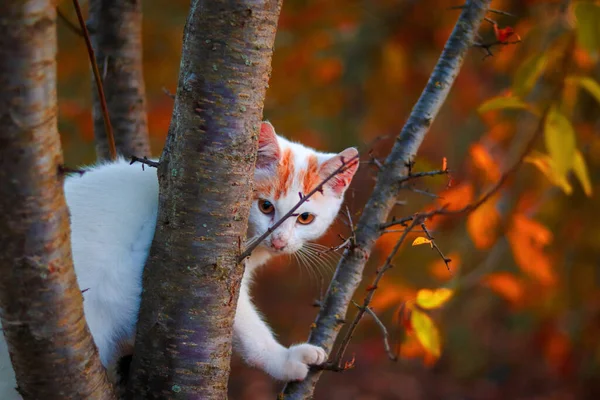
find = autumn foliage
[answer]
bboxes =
[55,0,600,398]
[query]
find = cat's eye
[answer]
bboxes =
[258,199,274,215]
[297,212,315,225]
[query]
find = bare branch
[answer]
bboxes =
[352,301,397,361]
[72,0,117,160]
[331,218,418,368]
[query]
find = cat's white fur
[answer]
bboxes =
[0,125,357,398]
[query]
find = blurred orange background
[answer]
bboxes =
[56,1,600,399]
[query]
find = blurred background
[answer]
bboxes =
[56,0,599,399]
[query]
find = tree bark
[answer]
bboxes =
[127,1,282,398]
[281,1,492,398]
[0,2,115,399]
[88,0,151,160]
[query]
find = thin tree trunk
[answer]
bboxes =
[0,2,115,399]
[89,0,151,160]
[281,1,492,398]
[127,1,282,398]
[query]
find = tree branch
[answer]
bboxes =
[281,1,492,397]
[72,0,117,160]
[88,0,152,160]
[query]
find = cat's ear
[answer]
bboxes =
[256,121,281,169]
[319,147,359,197]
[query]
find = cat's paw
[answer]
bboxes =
[270,344,327,382]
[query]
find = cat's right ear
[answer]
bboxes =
[256,121,281,169]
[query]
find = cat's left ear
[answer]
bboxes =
[256,121,281,169]
[319,147,359,198]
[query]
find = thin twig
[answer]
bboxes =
[352,301,397,361]
[130,156,160,170]
[331,218,419,367]
[162,87,176,99]
[72,0,117,161]
[56,7,84,36]
[420,223,452,271]
[449,5,515,17]
[238,155,360,262]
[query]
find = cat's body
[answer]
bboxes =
[0,122,358,398]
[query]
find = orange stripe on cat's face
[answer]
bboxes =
[254,152,322,201]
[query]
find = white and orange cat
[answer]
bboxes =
[0,122,358,397]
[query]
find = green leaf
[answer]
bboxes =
[525,151,573,195]
[544,107,576,178]
[573,150,593,197]
[513,53,547,97]
[574,2,600,58]
[478,96,528,114]
[567,76,600,106]
[411,309,441,358]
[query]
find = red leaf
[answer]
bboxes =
[494,25,515,43]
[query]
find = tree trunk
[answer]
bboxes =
[88,0,151,160]
[0,2,115,399]
[127,1,282,398]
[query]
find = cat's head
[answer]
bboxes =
[248,121,359,255]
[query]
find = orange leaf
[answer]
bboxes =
[442,157,448,171]
[416,288,454,309]
[411,309,441,359]
[483,272,525,305]
[470,143,501,182]
[437,182,474,211]
[370,284,415,312]
[466,197,501,249]
[412,237,433,247]
[507,214,556,286]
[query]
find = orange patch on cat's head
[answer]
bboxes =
[254,147,297,200]
[300,155,320,195]
[274,148,295,200]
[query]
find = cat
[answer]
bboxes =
[0,121,358,397]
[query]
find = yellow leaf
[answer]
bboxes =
[478,95,528,114]
[416,288,454,309]
[567,76,600,107]
[513,53,547,97]
[412,237,432,247]
[574,2,600,58]
[525,151,573,194]
[573,150,593,197]
[411,309,441,359]
[544,107,576,178]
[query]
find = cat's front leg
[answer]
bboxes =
[233,280,327,381]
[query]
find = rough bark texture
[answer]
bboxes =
[281,1,492,398]
[0,2,115,399]
[127,1,282,398]
[89,0,151,160]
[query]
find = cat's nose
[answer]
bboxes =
[271,238,287,251]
